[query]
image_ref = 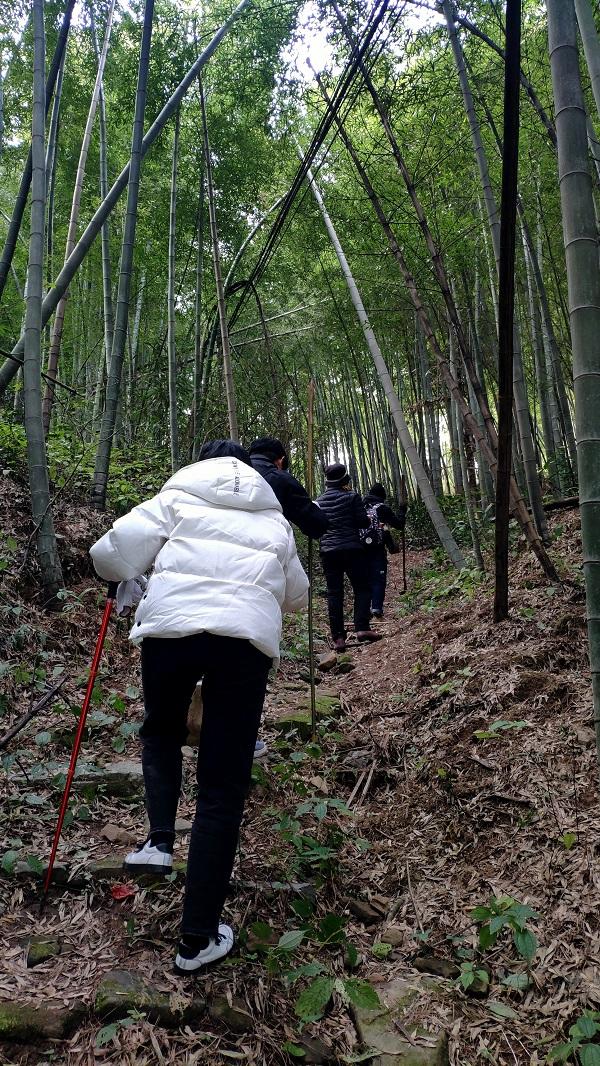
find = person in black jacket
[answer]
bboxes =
[317,464,382,651]
[362,483,407,618]
[249,437,329,540]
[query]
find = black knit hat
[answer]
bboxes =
[368,482,386,501]
[325,463,350,487]
[249,437,287,462]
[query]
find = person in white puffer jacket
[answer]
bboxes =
[90,440,308,973]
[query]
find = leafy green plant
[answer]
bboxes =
[371,941,393,959]
[456,961,489,991]
[295,797,352,821]
[95,1010,145,1047]
[473,720,531,741]
[548,1011,600,1064]
[1,849,20,874]
[275,792,353,878]
[470,897,538,962]
[294,974,380,1022]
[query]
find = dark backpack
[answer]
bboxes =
[360,504,385,547]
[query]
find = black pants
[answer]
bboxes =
[367,548,387,612]
[140,633,271,937]
[320,548,371,639]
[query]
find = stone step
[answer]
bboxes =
[352,976,449,1066]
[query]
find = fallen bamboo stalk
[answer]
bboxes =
[0,677,66,750]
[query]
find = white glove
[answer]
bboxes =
[116,575,148,617]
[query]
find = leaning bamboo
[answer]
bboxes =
[303,156,466,571]
[0,0,253,399]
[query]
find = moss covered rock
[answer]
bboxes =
[273,709,313,740]
[352,977,449,1065]
[95,969,204,1027]
[25,935,62,968]
[273,693,341,739]
[208,994,253,1033]
[0,1002,85,1042]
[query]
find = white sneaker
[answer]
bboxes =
[253,739,268,760]
[123,840,173,873]
[175,924,234,973]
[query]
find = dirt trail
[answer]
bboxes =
[0,479,597,1064]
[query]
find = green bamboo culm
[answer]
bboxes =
[547,0,600,756]
[23,0,64,602]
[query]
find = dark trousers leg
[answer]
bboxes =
[346,550,372,632]
[320,551,346,640]
[182,636,271,937]
[140,636,201,835]
[368,549,387,612]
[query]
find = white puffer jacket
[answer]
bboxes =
[90,456,309,660]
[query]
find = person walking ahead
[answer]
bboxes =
[90,441,308,974]
[249,436,328,539]
[362,483,407,618]
[317,464,382,652]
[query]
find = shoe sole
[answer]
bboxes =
[253,747,268,760]
[123,862,173,875]
[173,942,234,975]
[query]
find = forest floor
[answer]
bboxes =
[0,467,598,1065]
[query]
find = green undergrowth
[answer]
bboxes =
[405,495,494,551]
[396,559,486,617]
[0,419,165,513]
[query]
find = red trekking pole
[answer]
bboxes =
[41,581,118,907]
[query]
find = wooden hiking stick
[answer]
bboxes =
[307,380,317,740]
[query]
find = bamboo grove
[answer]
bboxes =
[1,0,600,731]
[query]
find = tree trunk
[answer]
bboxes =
[442,0,549,545]
[93,7,115,379]
[91,0,155,510]
[167,107,180,471]
[574,0,600,122]
[304,159,466,570]
[23,0,63,601]
[200,84,238,440]
[0,0,253,399]
[457,407,485,572]
[44,47,65,356]
[547,0,600,755]
[0,0,76,302]
[42,0,116,434]
[416,320,442,494]
[521,224,560,494]
[311,76,557,577]
[191,138,205,457]
[494,0,522,623]
[451,8,557,149]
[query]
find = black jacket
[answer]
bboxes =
[363,493,407,532]
[251,453,329,539]
[317,487,369,552]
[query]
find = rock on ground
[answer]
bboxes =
[208,994,253,1033]
[25,935,63,968]
[0,1002,85,1042]
[352,976,448,1066]
[95,970,204,1027]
